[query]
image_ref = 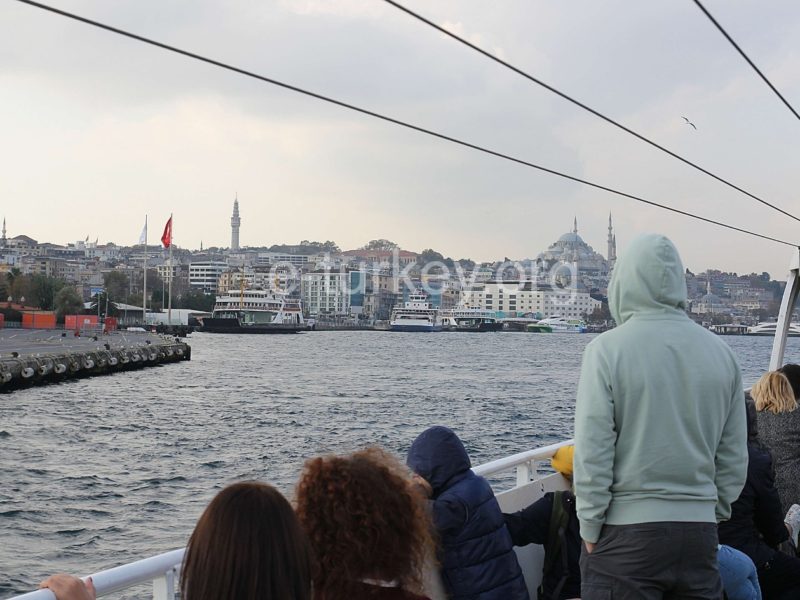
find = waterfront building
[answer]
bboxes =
[157,260,181,284]
[231,197,241,251]
[461,280,601,319]
[189,261,228,294]
[301,270,351,317]
[218,265,301,295]
[255,252,312,268]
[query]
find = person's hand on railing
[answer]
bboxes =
[39,575,95,600]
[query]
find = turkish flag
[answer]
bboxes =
[161,216,172,248]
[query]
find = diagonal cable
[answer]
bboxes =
[693,0,800,122]
[384,0,800,224]
[13,0,799,247]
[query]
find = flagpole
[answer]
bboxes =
[143,215,147,327]
[168,213,173,326]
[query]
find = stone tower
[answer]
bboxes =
[231,196,241,251]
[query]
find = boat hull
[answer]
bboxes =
[443,322,504,332]
[199,318,308,334]
[390,324,442,332]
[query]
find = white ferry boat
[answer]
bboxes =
[200,289,309,334]
[389,293,442,332]
[748,321,800,337]
[528,316,587,333]
[440,307,503,332]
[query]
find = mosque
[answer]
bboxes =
[535,214,617,279]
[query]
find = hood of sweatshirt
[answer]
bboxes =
[608,234,688,326]
[407,426,471,497]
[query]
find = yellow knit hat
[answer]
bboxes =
[551,445,575,478]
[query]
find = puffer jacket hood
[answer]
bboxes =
[608,233,688,326]
[407,426,471,497]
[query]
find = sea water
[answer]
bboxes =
[1,331,797,596]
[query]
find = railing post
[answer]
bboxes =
[153,567,178,600]
[515,461,531,486]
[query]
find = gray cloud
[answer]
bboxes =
[1,0,798,276]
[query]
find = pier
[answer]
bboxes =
[0,329,191,391]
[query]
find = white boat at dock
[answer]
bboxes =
[200,289,309,334]
[527,316,587,333]
[440,307,503,332]
[389,293,442,332]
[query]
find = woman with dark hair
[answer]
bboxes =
[295,447,435,600]
[40,481,312,600]
[181,481,312,600]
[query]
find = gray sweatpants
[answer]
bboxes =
[580,522,723,600]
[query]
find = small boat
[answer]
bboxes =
[533,316,587,333]
[747,321,800,337]
[440,308,503,332]
[389,293,442,332]
[200,289,309,334]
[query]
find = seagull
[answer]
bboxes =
[682,116,697,130]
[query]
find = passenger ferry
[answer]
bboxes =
[389,293,442,332]
[748,321,800,337]
[199,289,309,334]
[527,316,587,333]
[440,307,503,332]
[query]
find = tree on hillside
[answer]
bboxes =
[177,290,215,312]
[360,239,399,251]
[29,275,64,310]
[103,271,130,302]
[55,286,84,321]
[299,240,340,253]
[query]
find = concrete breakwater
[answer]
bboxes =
[0,329,191,391]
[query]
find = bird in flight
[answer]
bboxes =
[682,116,697,130]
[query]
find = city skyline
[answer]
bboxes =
[0,210,789,280]
[1,1,799,275]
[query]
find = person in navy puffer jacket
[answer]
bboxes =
[407,426,529,600]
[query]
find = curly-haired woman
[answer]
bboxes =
[295,447,435,600]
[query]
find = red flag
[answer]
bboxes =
[161,216,172,248]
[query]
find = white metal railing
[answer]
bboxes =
[473,439,574,487]
[12,549,184,600]
[9,441,571,599]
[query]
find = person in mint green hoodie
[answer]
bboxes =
[574,233,747,600]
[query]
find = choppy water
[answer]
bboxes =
[1,331,798,597]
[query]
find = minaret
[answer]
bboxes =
[1,217,6,249]
[231,196,241,251]
[607,212,617,263]
[573,216,578,234]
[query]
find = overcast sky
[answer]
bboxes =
[1,0,799,276]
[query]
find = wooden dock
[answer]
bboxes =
[0,329,191,391]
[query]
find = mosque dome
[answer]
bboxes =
[558,232,584,244]
[536,218,609,275]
